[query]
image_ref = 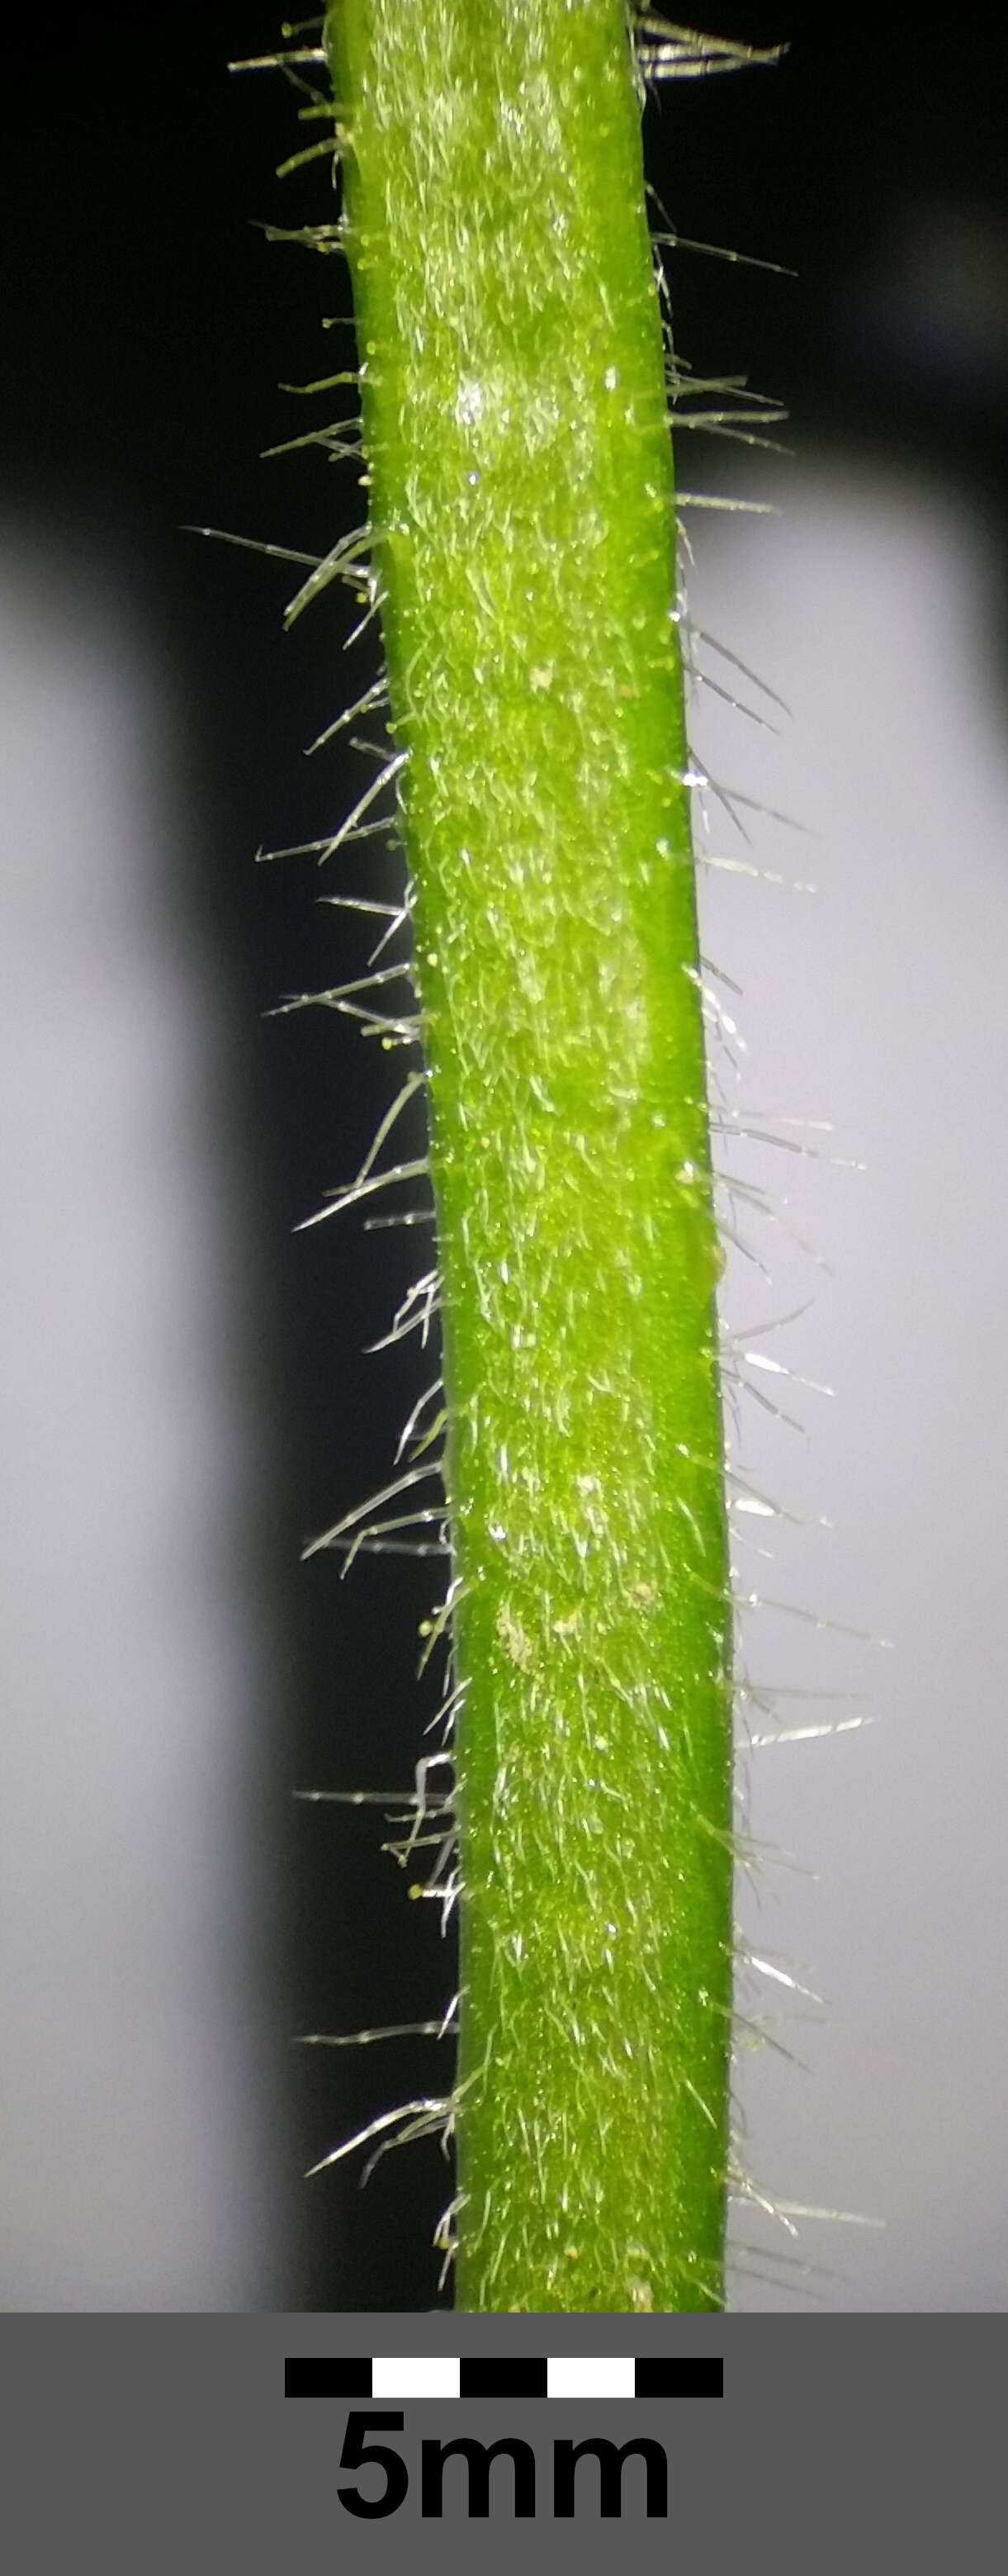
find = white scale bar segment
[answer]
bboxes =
[547,2356,636,2401]
[372,2356,461,2402]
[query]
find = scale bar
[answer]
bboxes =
[286,2355,722,2401]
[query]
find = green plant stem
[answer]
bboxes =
[325,0,732,2313]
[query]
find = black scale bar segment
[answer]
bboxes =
[635,2357,723,2399]
[285,2357,373,2399]
[460,2359,549,2400]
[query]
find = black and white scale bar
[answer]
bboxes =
[285,2356,722,2402]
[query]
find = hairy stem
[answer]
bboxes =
[325,0,732,2313]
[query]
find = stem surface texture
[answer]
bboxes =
[326,0,732,2313]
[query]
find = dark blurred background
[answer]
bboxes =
[1,6,1006,2311]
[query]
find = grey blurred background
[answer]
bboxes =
[0,6,1005,2309]
[696,466,1008,2308]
